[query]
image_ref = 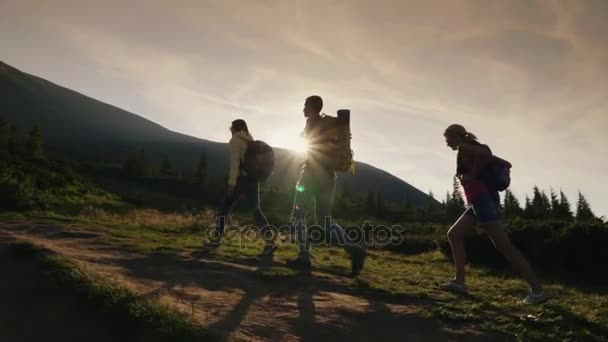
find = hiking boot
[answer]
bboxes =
[439,280,467,294]
[203,240,221,249]
[349,246,367,277]
[259,243,278,256]
[523,291,548,305]
[286,256,312,271]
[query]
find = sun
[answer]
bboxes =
[270,127,309,154]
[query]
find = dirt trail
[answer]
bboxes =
[0,234,115,342]
[0,222,493,342]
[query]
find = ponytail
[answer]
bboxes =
[445,124,479,143]
[464,132,477,143]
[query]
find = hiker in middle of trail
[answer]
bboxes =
[286,95,367,276]
[440,124,546,304]
[204,119,277,256]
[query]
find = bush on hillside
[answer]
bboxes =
[435,218,608,274]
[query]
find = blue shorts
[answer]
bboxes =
[464,191,500,226]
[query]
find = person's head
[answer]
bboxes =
[443,124,478,150]
[230,119,249,135]
[303,95,323,118]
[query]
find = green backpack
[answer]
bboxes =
[316,109,355,173]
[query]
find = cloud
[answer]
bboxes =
[1,0,606,215]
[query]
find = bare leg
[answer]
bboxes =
[446,213,477,284]
[486,224,543,293]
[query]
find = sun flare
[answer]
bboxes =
[270,128,309,154]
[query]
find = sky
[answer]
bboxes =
[1,0,607,217]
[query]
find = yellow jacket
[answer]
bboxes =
[228,130,254,186]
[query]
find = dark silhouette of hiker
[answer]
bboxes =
[286,95,366,276]
[205,119,276,255]
[440,124,546,304]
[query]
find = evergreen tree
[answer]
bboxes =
[451,177,466,216]
[549,189,560,219]
[7,124,20,156]
[576,192,596,221]
[402,190,417,222]
[403,190,413,210]
[194,149,208,186]
[25,125,45,160]
[0,118,8,154]
[160,156,174,177]
[423,190,438,222]
[375,192,386,217]
[354,194,366,216]
[556,190,574,221]
[530,186,551,219]
[530,186,542,219]
[452,190,466,212]
[341,187,353,216]
[427,190,436,210]
[503,189,523,219]
[540,190,551,217]
[446,177,466,221]
[341,186,352,204]
[365,190,376,216]
[524,195,533,219]
[333,186,351,218]
[122,147,147,179]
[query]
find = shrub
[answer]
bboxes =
[436,219,608,275]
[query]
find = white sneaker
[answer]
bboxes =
[523,291,548,305]
[439,280,467,294]
[203,240,220,249]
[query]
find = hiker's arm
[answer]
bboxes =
[227,137,240,188]
[460,143,492,180]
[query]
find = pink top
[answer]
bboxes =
[459,155,489,203]
[462,179,489,203]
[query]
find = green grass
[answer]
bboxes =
[257,266,299,281]
[359,250,608,341]
[7,242,216,342]
[4,209,608,341]
[0,158,132,214]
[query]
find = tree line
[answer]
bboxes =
[120,147,208,186]
[1,117,602,223]
[0,118,45,161]
[332,176,601,224]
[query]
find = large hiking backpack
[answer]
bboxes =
[243,140,275,182]
[316,109,355,173]
[457,142,512,192]
[487,155,512,192]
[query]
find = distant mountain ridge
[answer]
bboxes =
[0,60,433,206]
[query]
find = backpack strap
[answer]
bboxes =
[456,141,492,176]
